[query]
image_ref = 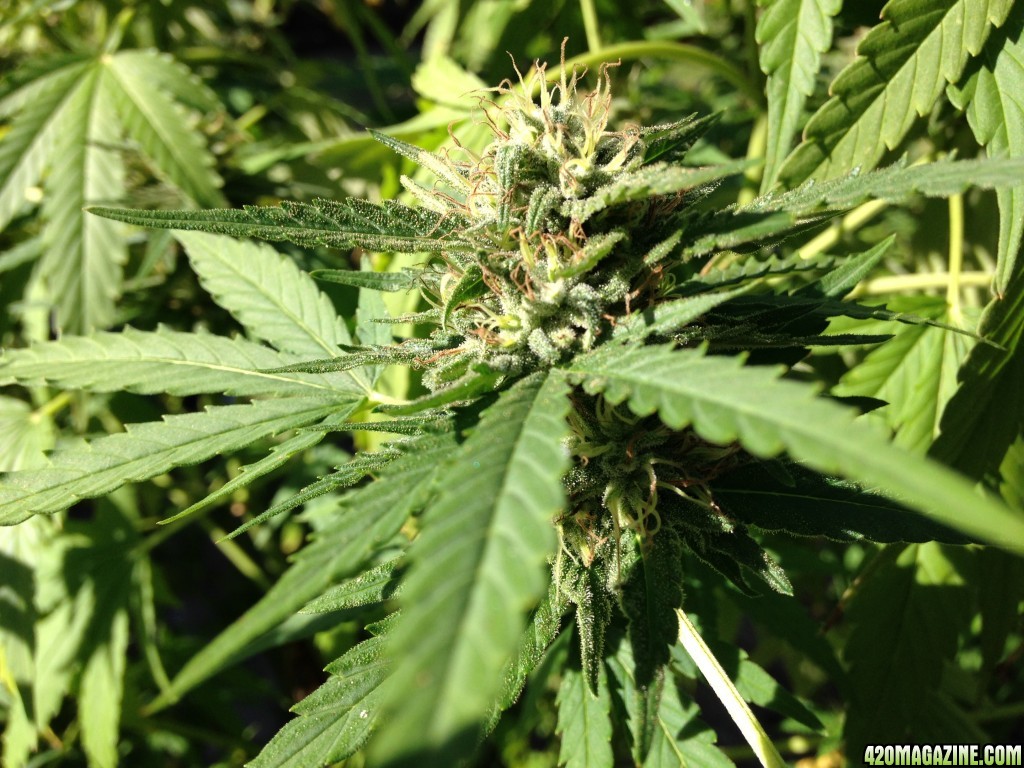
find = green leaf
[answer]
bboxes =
[779,0,1015,183]
[0,398,338,524]
[947,6,1024,296]
[0,395,55,472]
[615,285,752,340]
[372,128,473,193]
[762,156,1024,213]
[644,679,734,768]
[102,52,224,207]
[175,231,352,355]
[0,59,90,233]
[620,529,685,688]
[798,236,895,299]
[79,595,129,768]
[36,504,136,768]
[248,635,391,768]
[39,64,126,333]
[0,327,363,400]
[843,544,977,752]
[311,267,420,292]
[756,0,841,191]
[300,558,402,614]
[603,632,664,766]
[163,428,329,525]
[220,447,396,539]
[147,431,456,710]
[372,372,571,767]
[835,299,975,454]
[89,198,473,253]
[381,365,503,415]
[569,343,1024,550]
[102,50,221,114]
[556,660,614,768]
[494,582,567,714]
[563,161,750,223]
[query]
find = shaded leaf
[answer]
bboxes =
[146,431,456,709]
[248,635,391,768]
[556,659,614,768]
[948,5,1024,295]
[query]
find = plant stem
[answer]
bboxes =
[738,113,767,206]
[32,391,72,421]
[946,193,965,325]
[796,199,888,260]
[200,519,272,591]
[564,41,764,106]
[675,607,788,768]
[580,0,602,53]
[850,271,992,297]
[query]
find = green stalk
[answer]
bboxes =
[580,0,603,53]
[675,607,788,768]
[946,193,965,325]
[201,520,272,591]
[738,113,767,206]
[565,41,764,106]
[851,271,992,297]
[796,199,888,260]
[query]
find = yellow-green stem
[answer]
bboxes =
[201,520,272,591]
[675,607,788,768]
[738,114,767,206]
[850,271,991,297]
[563,41,764,106]
[947,194,965,325]
[32,391,72,421]
[796,199,888,260]
[580,0,603,53]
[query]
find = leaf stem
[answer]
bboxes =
[32,391,72,421]
[580,0,603,53]
[738,113,768,206]
[200,519,273,591]
[675,607,788,768]
[946,193,965,325]
[850,271,992,297]
[796,199,888,260]
[563,41,764,106]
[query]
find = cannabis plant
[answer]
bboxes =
[3,52,1024,767]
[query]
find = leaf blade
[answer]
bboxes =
[779,0,1014,183]
[372,372,571,766]
[570,343,1024,550]
[0,398,338,524]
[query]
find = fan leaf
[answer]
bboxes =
[0,398,338,524]
[0,327,364,400]
[372,372,571,767]
[947,5,1024,296]
[556,660,614,768]
[756,0,841,190]
[103,52,224,207]
[779,0,1014,183]
[146,430,458,710]
[569,343,1024,550]
[89,198,473,253]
